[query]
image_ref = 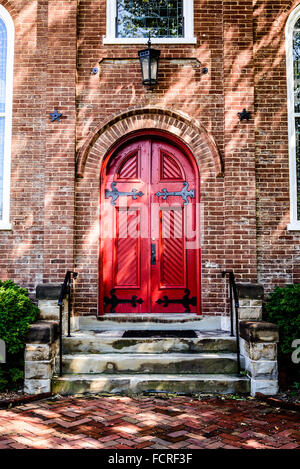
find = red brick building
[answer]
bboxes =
[0,0,298,395]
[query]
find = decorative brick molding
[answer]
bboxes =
[24,321,59,395]
[76,107,223,179]
[240,320,279,396]
[0,1,17,20]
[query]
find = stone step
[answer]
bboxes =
[59,352,238,375]
[78,315,221,331]
[52,373,250,396]
[63,331,237,354]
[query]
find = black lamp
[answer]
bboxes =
[138,34,160,86]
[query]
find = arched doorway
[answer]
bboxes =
[99,132,201,315]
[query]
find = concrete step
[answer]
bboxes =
[52,373,250,396]
[78,315,221,331]
[63,331,237,354]
[59,352,238,375]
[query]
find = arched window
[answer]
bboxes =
[286,5,300,230]
[0,5,14,230]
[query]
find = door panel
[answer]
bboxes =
[117,153,139,180]
[102,140,150,314]
[115,208,141,288]
[160,152,184,180]
[151,141,198,313]
[100,136,200,314]
[160,208,185,288]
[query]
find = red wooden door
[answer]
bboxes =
[151,141,198,313]
[100,136,200,315]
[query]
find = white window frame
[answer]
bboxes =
[103,0,196,45]
[0,5,14,230]
[286,4,300,230]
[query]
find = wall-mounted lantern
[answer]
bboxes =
[138,35,160,86]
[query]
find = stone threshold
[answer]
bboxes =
[97,314,205,323]
[79,315,222,331]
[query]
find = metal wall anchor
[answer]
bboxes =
[237,108,251,121]
[156,289,197,313]
[155,182,195,205]
[103,289,144,313]
[105,182,144,205]
[50,109,62,122]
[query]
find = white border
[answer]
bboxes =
[0,5,14,230]
[103,0,196,44]
[286,4,300,230]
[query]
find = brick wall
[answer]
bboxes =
[0,0,299,315]
[224,0,256,281]
[254,0,300,291]
[0,0,77,296]
[0,0,46,292]
[44,0,76,282]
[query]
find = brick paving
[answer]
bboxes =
[0,395,299,449]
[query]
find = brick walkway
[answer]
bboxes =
[0,395,299,449]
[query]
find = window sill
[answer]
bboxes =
[0,221,12,230]
[287,222,300,231]
[103,36,197,45]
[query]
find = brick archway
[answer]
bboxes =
[0,1,17,20]
[75,108,225,316]
[76,108,223,180]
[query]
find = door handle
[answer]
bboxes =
[151,243,156,265]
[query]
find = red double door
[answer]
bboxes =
[100,136,200,314]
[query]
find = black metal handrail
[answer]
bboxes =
[222,270,241,375]
[58,271,78,377]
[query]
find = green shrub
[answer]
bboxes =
[0,280,39,392]
[265,284,300,386]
